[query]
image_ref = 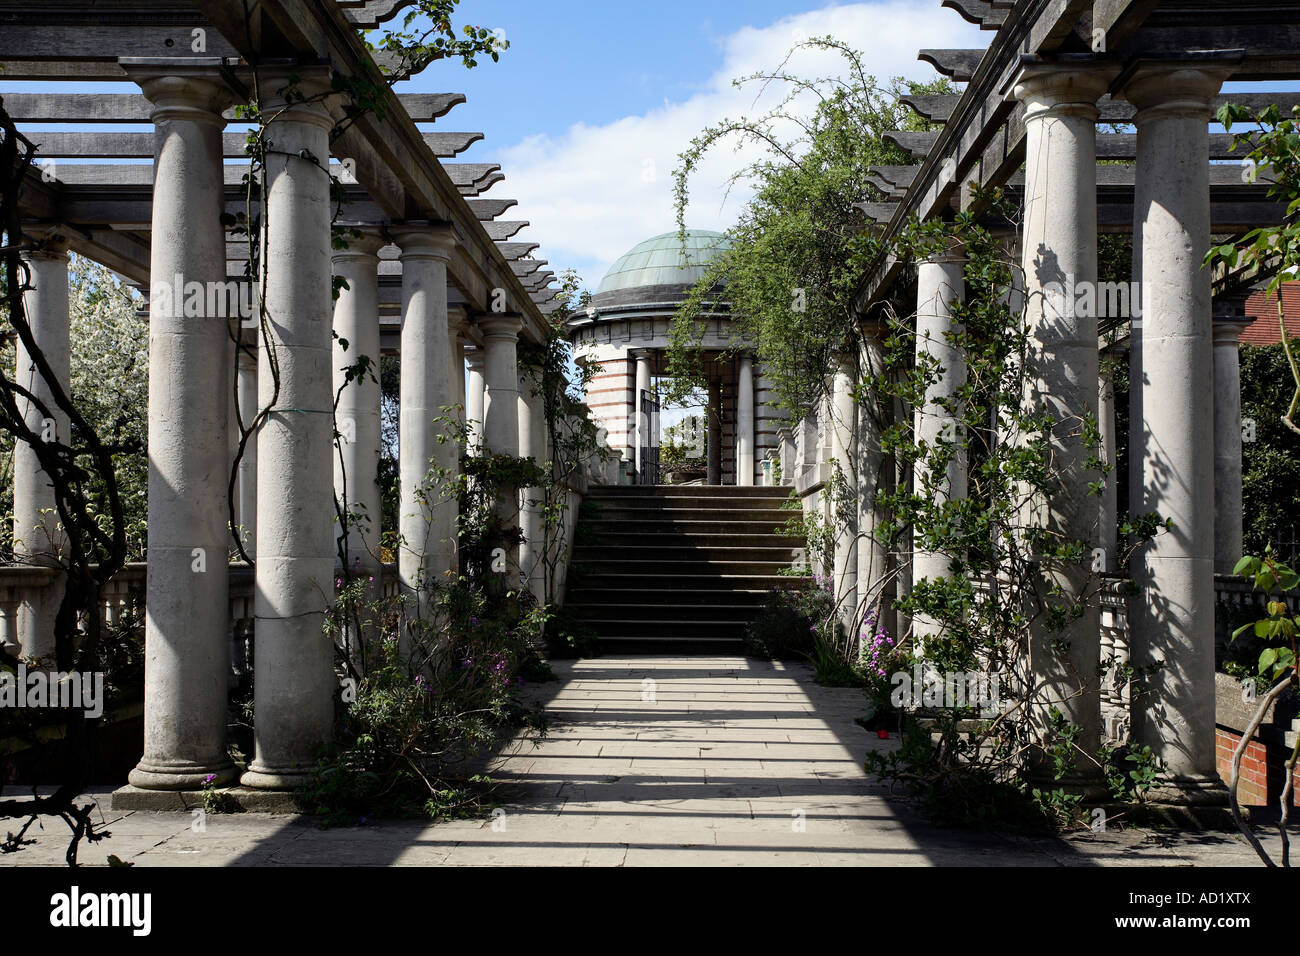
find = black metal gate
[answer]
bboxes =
[639,387,660,485]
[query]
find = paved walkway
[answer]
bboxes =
[0,657,1285,866]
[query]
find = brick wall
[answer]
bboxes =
[1215,727,1300,807]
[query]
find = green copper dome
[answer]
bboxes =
[595,230,732,297]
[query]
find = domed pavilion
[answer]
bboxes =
[566,230,782,485]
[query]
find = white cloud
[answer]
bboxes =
[495,1,983,288]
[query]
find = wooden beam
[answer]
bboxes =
[888,129,1243,160]
[482,221,528,241]
[917,49,985,82]
[0,92,467,124]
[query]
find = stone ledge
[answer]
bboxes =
[111,784,305,814]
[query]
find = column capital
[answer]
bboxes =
[918,235,966,266]
[1117,56,1242,119]
[391,222,457,262]
[121,60,239,122]
[478,313,524,341]
[1010,59,1119,120]
[859,317,891,341]
[257,65,337,133]
[331,227,387,263]
[1212,315,1252,347]
[465,347,486,371]
[448,305,471,338]
[20,226,71,260]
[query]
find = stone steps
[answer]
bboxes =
[567,485,804,654]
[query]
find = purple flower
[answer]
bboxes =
[203,774,216,785]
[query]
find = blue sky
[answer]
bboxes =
[412,0,865,150]
[0,2,983,289]
[387,0,983,289]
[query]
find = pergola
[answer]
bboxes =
[2,0,582,797]
[787,0,1300,806]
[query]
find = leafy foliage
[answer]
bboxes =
[667,37,951,414]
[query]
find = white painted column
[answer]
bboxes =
[234,343,258,559]
[796,416,817,481]
[449,309,469,434]
[707,377,722,485]
[518,364,544,600]
[737,353,755,486]
[911,245,966,644]
[830,351,858,621]
[1121,61,1235,803]
[465,350,486,453]
[481,315,524,584]
[1097,359,1118,572]
[241,72,338,790]
[126,69,236,790]
[12,237,70,662]
[632,349,651,482]
[1213,316,1249,574]
[777,427,794,486]
[331,230,385,575]
[1013,63,1115,789]
[857,326,891,624]
[393,225,458,606]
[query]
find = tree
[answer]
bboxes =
[667,37,952,414]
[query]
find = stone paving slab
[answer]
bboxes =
[0,655,1291,866]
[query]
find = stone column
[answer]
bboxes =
[449,309,469,433]
[632,349,651,482]
[1213,316,1249,574]
[125,68,237,790]
[1121,61,1235,804]
[911,244,965,644]
[707,377,722,485]
[737,353,756,486]
[465,350,486,453]
[797,416,817,480]
[1097,359,1118,572]
[234,343,258,558]
[393,225,458,607]
[830,351,858,621]
[331,229,385,576]
[777,427,794,486]
[481,314,525,583]
[518,364,545,601]
[12,235,70,662]
[240,71,338,791]
[857,325,891,627]
[1013,62,1116,790]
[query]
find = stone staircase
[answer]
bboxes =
[565,485,806,653]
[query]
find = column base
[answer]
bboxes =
[240,765,317,791]
[128,759,239,791]
[1027,771,1112,804]
[1142,773,1230,807]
